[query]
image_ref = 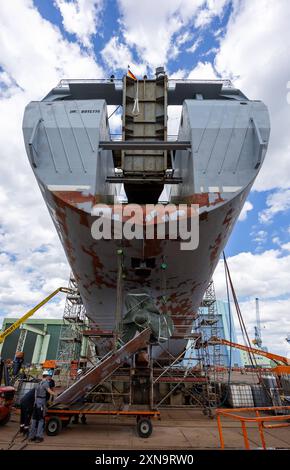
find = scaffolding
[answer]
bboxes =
[199,280,223,367]
[56,275,87,368]
[186,280,226,411]
[54,275,227,416]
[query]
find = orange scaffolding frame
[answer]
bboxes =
[216,406,290,450]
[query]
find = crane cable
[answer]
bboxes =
[108,105,121,120]
[222,253,275,403]
[214,252,233,407]
[223,253,259,370]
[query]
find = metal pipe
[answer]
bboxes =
[216,414,225,449]
[241,421,250,450]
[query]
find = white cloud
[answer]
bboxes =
[234,299,290,356]
[117,0,229,68]
[202,46,219,57]
[188,61,217,79]
[213,249,290,300]
[0,1,103,97]
[272,236,281,245]
[259,189,290,224]
[54,0,103,49]
[252,230,267,244]
[215,0,290,191]
[176,30,192,47]
[238,200,253,221]
[195,0,228,28]
[107,106,122,135]
[101,36,132,70]
[167,62,218,136]
[186,38,202,54]
[167,106,182,137]
[213,250,290,354]
[168,69,188,80]
[101,36,146,76]
[281,242,290,252]
[213,27,223,38]
[0,0,105,324]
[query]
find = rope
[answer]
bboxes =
[132,81,140,116]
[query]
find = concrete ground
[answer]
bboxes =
[1,408,290,451]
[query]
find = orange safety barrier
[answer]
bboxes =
[216,406,290,450]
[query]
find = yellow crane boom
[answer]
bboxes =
[0,287,74,344]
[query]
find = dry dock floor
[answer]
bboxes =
[1,409,290,450]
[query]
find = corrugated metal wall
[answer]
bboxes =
[1,321,62,364]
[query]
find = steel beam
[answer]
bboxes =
[20,324,46,336]
[99,141,191,150]
[82,329,114,337]
[106,176,182,184]
[156,377,207,383]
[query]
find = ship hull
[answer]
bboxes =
[22,80,270,358]
[43,185,250,356]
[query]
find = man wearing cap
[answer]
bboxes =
[28,371,55,443]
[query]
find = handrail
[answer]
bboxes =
[216,406,290,450]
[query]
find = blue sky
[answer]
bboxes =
[33,0,233,78]
[0,0,290,355]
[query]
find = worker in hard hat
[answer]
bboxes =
[46,370,55,405]
[28,371,55,443]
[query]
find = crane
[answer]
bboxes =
[0,287,76,425]
[252,297,262,348]
[0,287,74,344]
[208,336,290,366]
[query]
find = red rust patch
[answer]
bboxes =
[53,191,97,206]
[209,233,222,263]
[222,207,234,228]
[182,193,226,207]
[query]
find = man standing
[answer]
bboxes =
[19,387,35,435]
[46,370,55,404]
[28,371,55,443]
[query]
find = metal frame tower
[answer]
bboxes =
[199,280,223,367]
[253,297,262,348]
[56,274,87,367]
